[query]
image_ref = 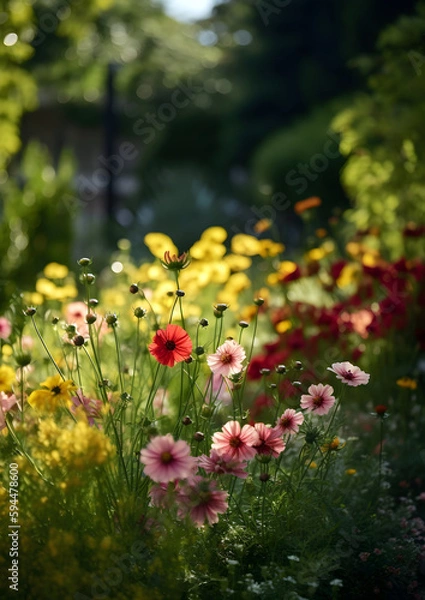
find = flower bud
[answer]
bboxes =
[88,298,99,307]
[85,313,97,325]
[134,307,147,319]
[15,353,31,367]
[176,289,185,297]
[294,360,303,370]
[185,356,193,364]
[129,284,139,294]
[253,297,264,306]
[24,306,37,317]
[51,316,60,325]
[260,368,271,376]
[195,346,205,356]
[199,318,209,327]
[193,431,205,442]
[238,321,249,329]
[182,416,192,426]
[73,335,86,347]
[78,257,92,267]
[215,303,228,313]
[201,404,212,417]
[259,472,271,482]
[81,273,96,285]
[105,313,118,326]
[275,364,286,374]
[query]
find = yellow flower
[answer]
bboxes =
[396,377,417,390]
[224,254,252,272]
[200,226,227,243]
[0,365,15,392]
[267,261,299,285]
[44,262,69,279]
[224,273,251,294]
[336,263,360,288]
[345,469,357,475]
[362,253,379,268]
[321,437,345,452]
[190,240,226,261]
[28,375,77,412]
[207,261,231,284]
[307,247,326,262]
[275,320,292,334]
[231,234,262,256]
[345,242,362,257]
[258,239,285,257]
[35,279,78,301]
[144,233,178,259]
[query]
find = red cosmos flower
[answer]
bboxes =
[148,324,192,367]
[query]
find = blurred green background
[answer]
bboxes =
[1,0,425,306]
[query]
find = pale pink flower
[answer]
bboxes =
[328,361,370,386]
[0,317,12,340]
[0,392,18,431]
[208,373,233,405]
[275,409,304,435]
[197,449,248,479]
[149,482,178,509]
[71,391,103,426]
[253,423,286,457]
[300,383,336,416]
[206,339,246,377]
[139,434,196,483]
[211,420,259,461]
[64,301,108,339]
[21,335,34,350]
[177,476,228,527]
[152,388,170,416]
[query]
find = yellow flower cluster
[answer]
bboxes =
[141,227,284,313]
[24,262,78,305]
[33,418,115,471]
[0,365,15,392]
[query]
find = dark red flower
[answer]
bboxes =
[374,404,388,416]
[148,324,192,367]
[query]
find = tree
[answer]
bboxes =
[332,1,425,259]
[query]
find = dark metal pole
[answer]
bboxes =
[105,62,116,219]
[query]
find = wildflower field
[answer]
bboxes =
[0,221,424,600]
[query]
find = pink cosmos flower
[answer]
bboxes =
[0,392,19,431]
[177,476,228,527]
[197,449,248,479]
[0,317,12,340]
[211,420,259,461]
[253,423,286,457]
[300,383,336,416]
[275,409,304,435]
[327,361,370,386]
[70,391,103,426]
[206,339,246,377]
[139,434,196,483]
